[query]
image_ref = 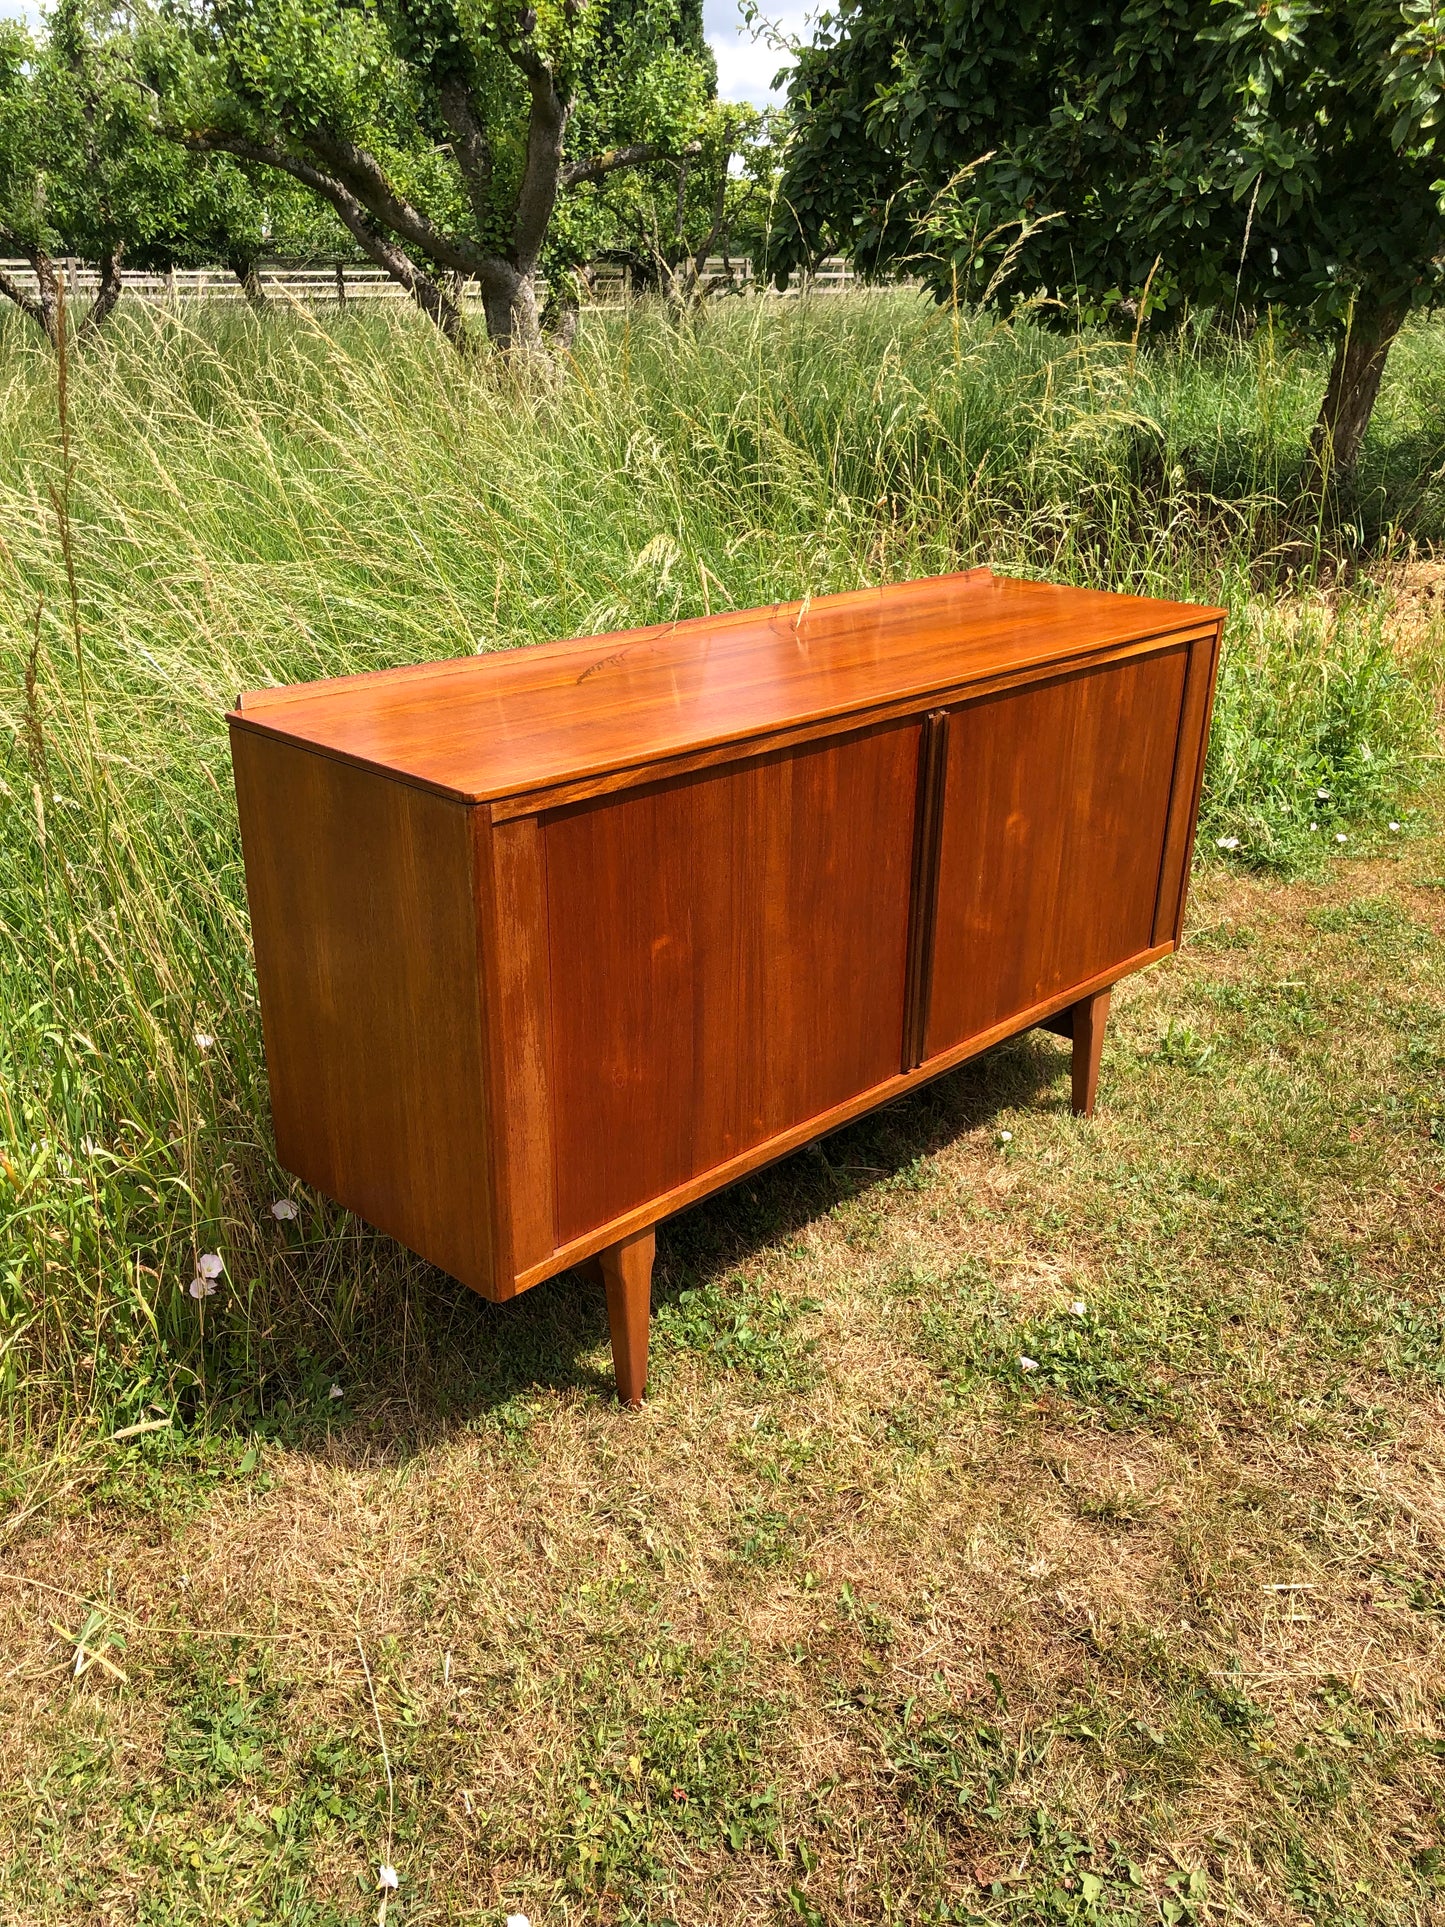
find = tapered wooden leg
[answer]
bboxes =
[599,1228,655,1408]
[1070,988,1111,1116]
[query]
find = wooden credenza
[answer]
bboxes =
[229,569,1224,1404]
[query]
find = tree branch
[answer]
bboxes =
[305,128,488,277]
[0,255,47,330]
[436,75,495,239]
[76,243,125,341]
[509,36,569,273]
[560,140,700,190]
[181,132,473,346]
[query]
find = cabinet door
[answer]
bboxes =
[924,648,1187,1058]
[544,720,921,1244]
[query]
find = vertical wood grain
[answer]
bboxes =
[474,810,556,1290]
[544,720,921,1244]
[230,728,495,1293]
[1152,623,1225,946]
[925,648,1187,1058]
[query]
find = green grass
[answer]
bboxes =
[1,291,1444,1925]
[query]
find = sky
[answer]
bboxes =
[703,0,812,106]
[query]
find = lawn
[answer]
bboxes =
[0,292,1443,1925]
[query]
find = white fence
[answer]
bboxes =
[0,256,859,307]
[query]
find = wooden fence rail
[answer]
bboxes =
[0,257,859,307]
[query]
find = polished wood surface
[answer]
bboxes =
[924,648,1187,1059]
[517,940,1176,1293]
[231,728,494,1292]
[601,1229,655,1408]
[474,812,555,1288]
[543,719,921,1244]
[1070,988,1112,1116]
[229,569,1224,805]
[229,572,1225,1405]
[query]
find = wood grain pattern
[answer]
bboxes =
[924,647,1188,1058]
[543,719,922,1244]
[514,940,1175,1292]
[1152,624,1225,946]
[230,726,495,1293]
[230,569,1227,1403]
[230,570,1224,806]
[474,812,555,1288]
[485,625,1220,824]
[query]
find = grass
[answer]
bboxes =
[0,289,1444,1922]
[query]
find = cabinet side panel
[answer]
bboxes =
[1152,623,1224,945]
[545,719,921,1245]
[475,812,556,1289]
[925,648,1187,1057]
[230,728,495,1294]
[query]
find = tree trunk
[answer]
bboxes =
[0,248,65,345]
[76,246,125,341]
[1307,299,1407,491]
[479,263,543,353]
[230,253,269,313]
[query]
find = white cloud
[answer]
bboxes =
[705,0,813,105]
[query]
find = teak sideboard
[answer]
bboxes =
[229,568,1225,1406]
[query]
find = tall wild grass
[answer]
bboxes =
[0,291,1440,1447]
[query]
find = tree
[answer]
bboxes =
[774,0,1445,485]
[146,0,718,349]
[0,0,136,344]
[122,149,358,309]
[562,100,780,311]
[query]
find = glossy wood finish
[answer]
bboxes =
[924,648,1187,1060]
[1070,988,1112,1116]
[228,571,1225,1406]
[600,1229,655,1408]
[1037,988,1113,1114]
[231,729,493,1292]
[231,569,1223,805]
[543,720,921,1244]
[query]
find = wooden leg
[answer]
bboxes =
[1070,988,1111,1116]
[599,1228,655,1408]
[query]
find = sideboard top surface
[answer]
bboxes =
[229,567,1225,804]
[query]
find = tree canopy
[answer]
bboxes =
[775,0,1445,480]
[146,0,722,346]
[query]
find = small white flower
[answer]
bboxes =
[270,1199,299,1221]
[999,1130,1013,1144]
[1216,836,1240,852]
[1070,1300,1086,1316]
[1317,787,1331,801]
[1335,833,1347,844]
[1389,822,1401,832]
[188,1274,218,1299]
[329,1383,343,1400]
[506,1914,531,1927]
[198,1252,223,1279]
[1310,822,1319,832]
[193,1030,214,1051]
[1019,1355,1039,1373]
[378,1866,400,1891]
